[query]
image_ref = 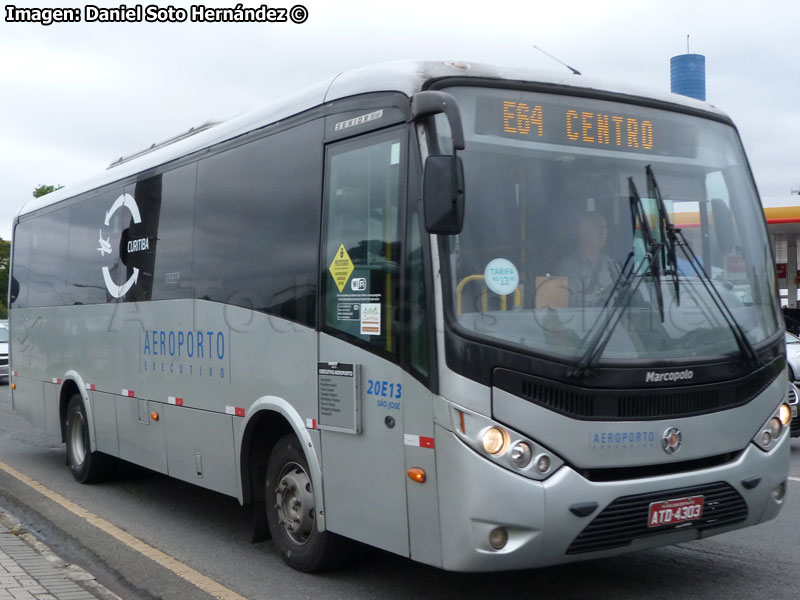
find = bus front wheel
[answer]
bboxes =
[265,433,351,572]
[65,394,115,483]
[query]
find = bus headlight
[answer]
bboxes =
[482,427,509,455]
[778,403,791,426]
[451,405,563,480]
[753,403,791,451]
[535,454,552,474]
[510,442,532,468]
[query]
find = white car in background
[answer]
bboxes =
[786,332,800,382]
[0,323,8,382]
[785,332,800,437]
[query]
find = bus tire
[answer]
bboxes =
[65,394,115,483]
[265,433,351,572]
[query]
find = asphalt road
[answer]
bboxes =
[0,384,798,600]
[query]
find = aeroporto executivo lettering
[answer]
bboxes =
[143,329,226,360]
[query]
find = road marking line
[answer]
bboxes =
[789,476,800,483]
[0,460,247,600]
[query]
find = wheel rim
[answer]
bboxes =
[274,461,315,546]
[68,411,87,467]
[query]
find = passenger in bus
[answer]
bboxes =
[557,211,622,308]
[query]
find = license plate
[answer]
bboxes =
[648,495,704,528]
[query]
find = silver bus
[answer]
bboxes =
[9,61,793,572]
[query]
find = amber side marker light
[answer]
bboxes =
[10,383,15,390]
[408,468,426,483]
[150,412,160,422]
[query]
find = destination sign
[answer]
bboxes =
[474,94,695,157]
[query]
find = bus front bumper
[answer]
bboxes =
[434,424,790,572]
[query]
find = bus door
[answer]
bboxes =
[318,125,410,555]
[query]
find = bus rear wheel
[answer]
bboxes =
[265,433,351,572]
[65,394,115,483]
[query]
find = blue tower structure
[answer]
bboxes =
[670,53,706,101]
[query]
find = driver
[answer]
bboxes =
[557,211,621,307]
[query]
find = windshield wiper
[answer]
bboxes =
[630,176,665,321]
[647,165,680,305]
[646,166,759,367]
[569,178,664,378]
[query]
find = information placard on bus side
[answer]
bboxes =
[317,362,361,434]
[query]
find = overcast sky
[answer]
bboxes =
[1,0,798,240]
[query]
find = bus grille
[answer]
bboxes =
[792,419,800,438]
[494,360,782,421]
[566,481,747,555]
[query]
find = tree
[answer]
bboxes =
[32,184,64,198]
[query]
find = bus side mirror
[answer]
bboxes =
[412,91,467,234]
[411,91,465,151]
[423,154,465,234]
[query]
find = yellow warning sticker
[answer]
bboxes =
[329,244,355,293]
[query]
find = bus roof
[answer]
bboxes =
[17,59,728,218]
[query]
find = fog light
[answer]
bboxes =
[778,403,791,426]
[767,417,782,439]
[760,431,772,446]
[536,454,551,473]
[510,442,532,468]
[772,482,786,502]
[489,527,508,550]
[482,427,508,455]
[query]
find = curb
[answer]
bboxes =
[0,506,124,600]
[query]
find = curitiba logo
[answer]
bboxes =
[645,369,694,383]
[97,193,148,298]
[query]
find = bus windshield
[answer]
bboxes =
[438,86,780,363]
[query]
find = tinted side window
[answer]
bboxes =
[124,164,197,301]
[193,120,322,326]
[153,165,196,300]
[28,209,69,307]
[67,193,117,305]
[91,188,133,302]
[10,219,32,309]
[121,177,159,302]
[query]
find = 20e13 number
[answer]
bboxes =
[366,379,402,399]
